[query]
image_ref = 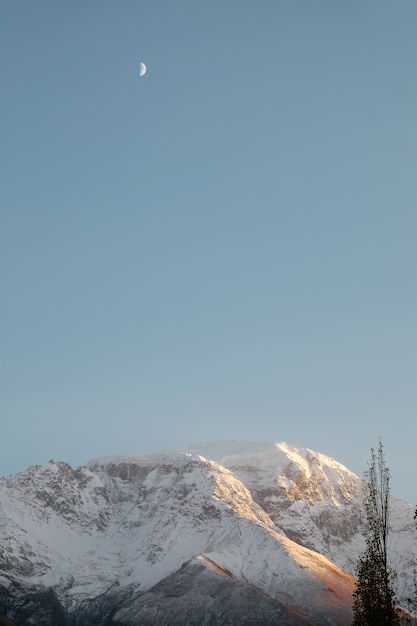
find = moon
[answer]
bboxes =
[139,62,147,77]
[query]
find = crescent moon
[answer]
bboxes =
[139,62,147,77]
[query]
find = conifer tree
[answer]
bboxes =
[352,441,400,626]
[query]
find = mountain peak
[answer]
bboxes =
[0,440,416,626]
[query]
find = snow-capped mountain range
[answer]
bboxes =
[0,441,416,625]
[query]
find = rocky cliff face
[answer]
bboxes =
[0,441,415,625]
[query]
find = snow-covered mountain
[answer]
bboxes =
[0,441,415,625]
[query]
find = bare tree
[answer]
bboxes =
[352,440,399,626]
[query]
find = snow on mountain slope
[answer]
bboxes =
[0,440,416,625]
[185,441,363,567]
[188,440,417,596]
[111,554,324,626]
[186,441,359,506]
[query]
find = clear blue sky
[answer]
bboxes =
[1,1,416,502]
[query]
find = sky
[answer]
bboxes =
[1,1,416,502]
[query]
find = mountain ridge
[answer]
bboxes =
[0,440,415,625]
